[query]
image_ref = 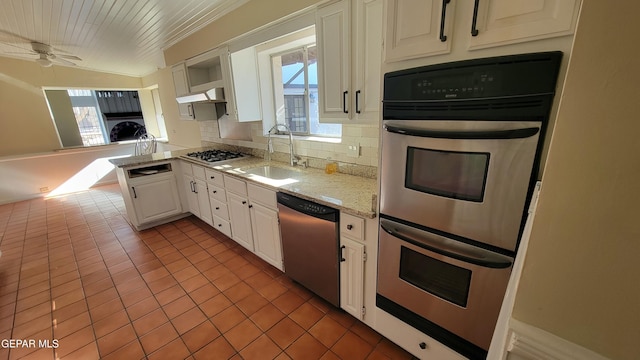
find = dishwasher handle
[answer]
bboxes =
[276,192,338,222]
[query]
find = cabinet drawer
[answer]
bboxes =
[213,216,232,238]
[208,185,227,203]
[205,168,225,187]
[224,175,247,196]
[340,213,365,241]
[248,183,277,209]
[210,199,229,221]
[192,165,206,180]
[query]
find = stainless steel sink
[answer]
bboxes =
[244,165,301,180]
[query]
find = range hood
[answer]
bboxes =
[176,87,225,104]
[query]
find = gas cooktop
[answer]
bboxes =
[183,149,246,164]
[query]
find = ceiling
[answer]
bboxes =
[0,0,250,77]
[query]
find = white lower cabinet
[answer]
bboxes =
[340,236,365,319]
[182,173,200,217]
[224,175,283,270]
[129,174,182,225]
[375,308,466,360]
[248,184,282,271]
[227,191,254,251]
[181,162,213,226]
[340,213,367,320]
[212,216,232,238]
[194,178,213,226]
[116,161,184,230]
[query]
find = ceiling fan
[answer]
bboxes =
[25,42,82,67]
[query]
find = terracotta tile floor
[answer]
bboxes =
[0,184,415,360]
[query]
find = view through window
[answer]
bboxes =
[47,89,148,148]
[271,45,341,137]
[68,90,108,146]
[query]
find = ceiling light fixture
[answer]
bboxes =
[36,54,52,67]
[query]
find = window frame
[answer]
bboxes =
[67,90,109,146]
[270,45,314,136]
[255,27,342,140]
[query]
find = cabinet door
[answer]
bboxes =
[178,103,194,121]
[316,0,351,120]
[131,175,182,225]
[172,64,195,120]
[468,0,580,50]
[230,47,262,122]
[219,46,238,121]
[172,64,189,96]
[183,174,200,217]
[227,192,254,251]
[250,203,283,271]
[194,178,213,226]
[340,236,365,320]
[353,0,383,122]
[384,0,455,62]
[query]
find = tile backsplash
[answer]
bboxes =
[199,120,379,178]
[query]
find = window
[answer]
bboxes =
[271,45,341,137]
[67,90,108,146]
[46,89,156,148]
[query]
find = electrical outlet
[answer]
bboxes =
[347,143,360,157]
[39,187,49,193]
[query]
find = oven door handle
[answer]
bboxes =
[384,124,539,140]
[380,218,513,269]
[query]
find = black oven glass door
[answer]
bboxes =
[380,119,541,252]
[377,218,514,351]
[400,245,472,307]
[406,148,489,202]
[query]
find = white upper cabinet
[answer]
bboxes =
[171,63,194,120]
[353,0,384,121]
[185,47,226,93]
[228,47,263,122]
[172,63,190,96]
[384,0,580,62]
[468,0,581,50]
[316,0,384,123]
[316,0,351,120]
[384,0,455,63]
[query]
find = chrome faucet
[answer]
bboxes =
[266,123,299,166]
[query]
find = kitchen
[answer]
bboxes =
[0,1,638,360]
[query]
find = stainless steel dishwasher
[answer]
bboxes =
[277,192,340,307]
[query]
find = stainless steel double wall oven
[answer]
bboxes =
[377,52,562,359]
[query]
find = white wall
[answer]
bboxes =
[0,142,185,205]
[511,1,640,359]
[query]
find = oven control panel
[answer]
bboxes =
[413,72,496,99]
[383,51,562,102]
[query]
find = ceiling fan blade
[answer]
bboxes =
[5,50,38,56]
[0,29,33,43]
[51,56,77,66]
[58,54,82,61]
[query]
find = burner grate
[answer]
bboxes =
[185,150,245,163]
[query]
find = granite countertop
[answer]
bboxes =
[109,149,378,218]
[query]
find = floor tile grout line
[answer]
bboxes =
[5,201,29,358]
[2,186,417,360]
[50,192,94,360]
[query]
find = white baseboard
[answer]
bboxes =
[505,319,609,360]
